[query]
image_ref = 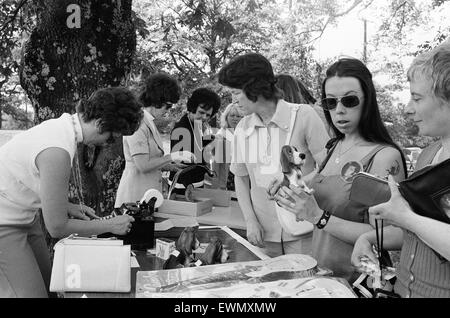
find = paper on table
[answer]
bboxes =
[131,256,140,268]
[155,217,199,231]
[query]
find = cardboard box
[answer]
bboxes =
[158,197,213,217]
[192,189,231,207]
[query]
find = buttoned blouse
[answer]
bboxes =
[230,100,329,242]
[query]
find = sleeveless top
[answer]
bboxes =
[394,142,450,298]
[310,139,389,283]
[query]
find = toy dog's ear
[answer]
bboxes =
[280,146,291,173]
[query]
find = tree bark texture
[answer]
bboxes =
[19,0,136,216]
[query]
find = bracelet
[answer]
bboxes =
[315,210,331,229]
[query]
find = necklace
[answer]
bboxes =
[71,114,85,209]
[335,140,363,164]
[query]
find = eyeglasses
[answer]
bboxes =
[321,95,361,110]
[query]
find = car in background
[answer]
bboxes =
[403,147,422,173]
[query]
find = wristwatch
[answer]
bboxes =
[315,210,331,229]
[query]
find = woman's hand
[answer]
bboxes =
[246,219,265,248]
[351,234,378,269]
[108,215,135,235]
[274,185,322,224]
[170,151,197,164]
[67,203,99,220]
[369,175,415,227]
[266,177,284,200]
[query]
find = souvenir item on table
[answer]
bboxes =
[99,189,163,249]
[162,228,230,269]
[163,226,200,269]
[50,235,131,293]
[136,254,356,298]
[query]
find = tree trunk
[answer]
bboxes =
[19,0,136,217]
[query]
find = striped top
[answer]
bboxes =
[394,142,450,298]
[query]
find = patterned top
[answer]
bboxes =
[394,142,450,298]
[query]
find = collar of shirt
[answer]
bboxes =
[243,99,291,137]
[72,113,84,143]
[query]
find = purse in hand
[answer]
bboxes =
[50,235,131,293]
[350,158,450,224]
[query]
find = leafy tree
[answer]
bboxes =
[18,0,136,216]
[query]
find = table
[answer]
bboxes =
[63,226,266,298]
[154,200,246,231]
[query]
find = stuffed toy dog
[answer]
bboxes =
[279,145,313,194]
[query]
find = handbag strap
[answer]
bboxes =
[285,104,300,145]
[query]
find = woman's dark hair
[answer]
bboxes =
[296,79,317,104]
[218,52,282,103]
[321,58,407,175]
[139,72,181,108]
[77,87,143,136]
[275,74,317,104]
[187,87,221,116]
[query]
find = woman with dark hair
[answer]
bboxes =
[218,52,329,257]
[275,74,331,136]
[169,87,221,194]
[270,58,407,283]
[0,87,143,297]
[115,73,190,207]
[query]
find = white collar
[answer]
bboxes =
[71,113,84,143]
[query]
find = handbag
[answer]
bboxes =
[398,157,450,224]
[275,104,314,236]
[50,235,131,293]
[350,158,450,224]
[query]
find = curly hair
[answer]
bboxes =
[218,52,282,102]
[76,87,143,136]
[139,72,182,108]
[187,87,221,115]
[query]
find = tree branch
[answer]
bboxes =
[173,50,206,74]
[0,0,29,34]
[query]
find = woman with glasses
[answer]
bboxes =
[269,58,407,283]
[115,73,189,207]
[0,87,143,297]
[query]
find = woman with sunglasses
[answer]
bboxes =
[270,58,407,283]
[115,73,191,207]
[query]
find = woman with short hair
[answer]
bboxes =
[351,41,450,297]
[0,87,143,297]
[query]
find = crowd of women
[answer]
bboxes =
[1,39,449,298]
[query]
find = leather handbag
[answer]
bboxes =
[350,158,450,224]
[50,235,131,293]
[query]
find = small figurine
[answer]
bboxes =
[279,145,313,194]
[197,237,229,266]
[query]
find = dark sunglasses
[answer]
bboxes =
[321,95,361,110]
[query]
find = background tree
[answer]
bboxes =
[18,0,136,216]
